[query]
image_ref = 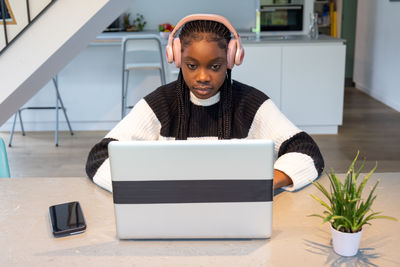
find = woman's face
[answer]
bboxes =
[181,38,227,99]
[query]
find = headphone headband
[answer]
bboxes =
[168,14,242,48]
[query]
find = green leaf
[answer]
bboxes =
[310,194,333,212]
[359,212,381,227]
[364,181,379,208]
[323,214,334,223]
[347,151,360,176]
[369,215,398,221]
[308,214,327,220]
[331,215,353,227]
[356,162,377,198]
[354,158,365,181]
[311,180,332,203]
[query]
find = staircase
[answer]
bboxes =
[0,0,132,126]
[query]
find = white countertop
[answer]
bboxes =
[1,173,399,266]
[93,31,345,46]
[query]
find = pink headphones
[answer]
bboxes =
[166,14,245,69]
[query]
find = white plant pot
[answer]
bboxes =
[331,225,363,257]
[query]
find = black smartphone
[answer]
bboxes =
[49,201,87,237]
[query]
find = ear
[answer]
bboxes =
[173,38,182,68]
[227,39,237,69]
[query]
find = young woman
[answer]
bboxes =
[86,14,324,192]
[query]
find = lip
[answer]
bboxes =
[193,87,213,92]
[192,87,213,96]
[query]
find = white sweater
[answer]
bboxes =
[86,80,324,192]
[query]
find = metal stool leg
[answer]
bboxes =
[121,61,125,119]
[159,68,166,85]
[18,110,25,136]
[122,70,130,119]
[55,80,59,147]
[52,77,74,147]
[8,76,73,147]
[157,40,167,85]
[8,110,26,147]
[53,78,73,135]
[8,113,18,147]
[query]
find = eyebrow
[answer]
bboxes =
[183,56,226,63]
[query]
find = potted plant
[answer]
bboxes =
[123,13,146,32]
[123,13,132,31]
[133,13,146,31]
[309,151,397,257]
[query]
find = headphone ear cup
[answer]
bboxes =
[226,39,237,69]
[235,47,244,66]
[166,44,174,64]
[173,38,182,68]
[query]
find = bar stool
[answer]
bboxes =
[8,76,74,147]
[121,35,166,118]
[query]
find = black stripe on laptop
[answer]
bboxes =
[112,180,273,204]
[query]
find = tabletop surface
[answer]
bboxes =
[1,173,399,266]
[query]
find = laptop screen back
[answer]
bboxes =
[109,139,274,239]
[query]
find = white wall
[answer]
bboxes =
[353,0,400,112]
[125,0,257,31]
[125,0,314,35]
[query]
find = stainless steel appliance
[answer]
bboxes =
[260,1,304,31]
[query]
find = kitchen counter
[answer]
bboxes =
[93,31,344,45]
[239,33,345,44]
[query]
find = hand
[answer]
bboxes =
[273,169,293,189]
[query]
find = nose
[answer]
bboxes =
[196,67,210,83]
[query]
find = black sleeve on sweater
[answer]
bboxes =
[85,138,118,180]
[278,132,324,176]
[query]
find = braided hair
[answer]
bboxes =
[175,20,233,140]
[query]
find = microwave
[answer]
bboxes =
[260,5,303,31]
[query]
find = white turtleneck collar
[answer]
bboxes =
[190,91,220,106]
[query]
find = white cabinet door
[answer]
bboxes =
[281,44,346,127]
[232,44,282,108]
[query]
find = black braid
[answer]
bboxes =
[176,70,190,140]
[176,20,233,140]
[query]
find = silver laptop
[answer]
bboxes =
[108,139,274,239]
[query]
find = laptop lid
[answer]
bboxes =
[109,139,274,239]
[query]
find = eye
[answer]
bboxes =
[211,64,221,71]
[186,63,197,70]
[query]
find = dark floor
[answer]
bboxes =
[1,87,399,177]
[313,87,400,173]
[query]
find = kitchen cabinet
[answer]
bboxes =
[281,44,345,132]
[232,39,345,134]
[232,44,282,107]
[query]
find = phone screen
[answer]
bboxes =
[49,201,86,237]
